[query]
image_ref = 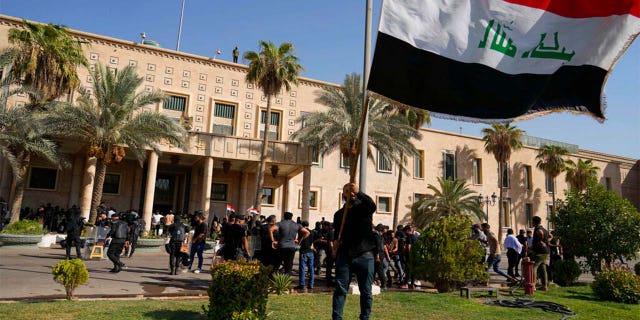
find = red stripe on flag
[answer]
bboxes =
[504,0,640,18]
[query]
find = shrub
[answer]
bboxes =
[592,268,640,304]
[409,216,488,293]
[635,262,640,276]
[51,258,89,300]
[550,259,582,286]
[205,259,271,320]
[1,219,43,235]
[270,273,293,295]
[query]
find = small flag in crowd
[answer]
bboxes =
[226,204,236,214]
[368,0,640,122]
[247,207,260,216]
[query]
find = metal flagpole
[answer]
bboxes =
[358,0,373,193]
[176,0,186,51]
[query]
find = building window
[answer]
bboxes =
[340,153,350,169]
[300,111,309,129]
[299,190,318,209]
[523,165,532,190]
[261,187,275,205]
[103,173,121,194]
[414,150,424,179]
[501,199,511,228]
[310,146,322,166]
[28,167,57,190]
[377,151,392,173]
[163,94,187,111]
[377,196,392,214]
[545,174,554,193]
[259,110,280,140]
[473,158,482,185]
[605,177,612,191]
[414,193,427,203]
[211,183,228,202]
[212,102,235,135]
[499,162,510,188]
[442,151,456,180]
[547,202,554,230]
[525,203,533,228]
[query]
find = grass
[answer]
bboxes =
[0,285,637,319]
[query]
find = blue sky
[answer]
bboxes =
[2,0,638,158]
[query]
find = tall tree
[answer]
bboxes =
[291,73,420,183]
[386,105,430,229]
[243,41,303,211]
[536,145,569,223]
[481,123,524,241]
[564,158,600,192]
[45,64,186,223]
[411,177,486,230]
[0,105,64,223]
[7,20,87,106]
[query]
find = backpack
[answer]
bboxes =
[171,223,185,242]
[114,221,129,239]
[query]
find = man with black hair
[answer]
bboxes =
[106,213,129,273]
[167,215,189,275]
[531,216,550,291]
[374,224,390,291]
[64,206,85,260]
[272,211,310,275]
[332,183,377,320]
[295,220,316,291]
[259,215,278,268]
[221,214,250,260]
[188,213,207,273]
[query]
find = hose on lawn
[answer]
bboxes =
[484,298,576,320]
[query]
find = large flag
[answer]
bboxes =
[368,0,640,122]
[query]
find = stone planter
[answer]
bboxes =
[136,237,165,252]
[204,240,219,253]
[0,234,44,248]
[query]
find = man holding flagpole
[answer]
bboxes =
[332,183,377,320]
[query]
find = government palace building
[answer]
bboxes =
[1,15,638,235]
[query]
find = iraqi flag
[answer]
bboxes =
[226,204,236,215]
[368,0,640,122]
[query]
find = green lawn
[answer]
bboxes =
[0,285,637,320]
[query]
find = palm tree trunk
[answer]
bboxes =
[392,152,404,229]
[348,153,359,183]
[253,96,272,211]
[551,177,557,229]
[9,154,29,224]
[89,157,107,224]
[498,161,504,242]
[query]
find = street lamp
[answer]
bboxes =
[478,192,497,223]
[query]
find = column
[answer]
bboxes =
[282,176,289,215]
[67,154,85,208]
[200,157,213,220]
[79,157,97,219]
[130,165,143,211]
[142,152,159,232]
[239,171,250,213]
[301,165,311,222]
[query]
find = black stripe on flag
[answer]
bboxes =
[368,32,606,120]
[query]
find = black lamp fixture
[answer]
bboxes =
[222,161,231,174]
[478,192,497,222]
[270,165,279,178]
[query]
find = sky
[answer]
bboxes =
[1,0,638,159]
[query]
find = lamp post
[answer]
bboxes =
[478,192,497,223]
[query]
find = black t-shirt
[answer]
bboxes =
[260,224,275,251]
[374,232,385,260]
[333,192,377,258]
[299,228,315,253]
[532,225,550,254]
[193,222,207,244]
[224,224,245,253]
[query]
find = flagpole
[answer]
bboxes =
[358,0,373,193]
[176,0,186,51]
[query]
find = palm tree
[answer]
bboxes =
[243,41,303,211]
[481,123,524,241]
[536,145,569,222]
[7,20,87,106]
[386,105,430,229]
[45,63,186,223]
[0,105,64,223]
[564,159,599,192]
[411,177,485,230]
[291,73,420,183]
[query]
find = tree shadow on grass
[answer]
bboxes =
[144,310,205,320]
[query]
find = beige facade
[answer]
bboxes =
[1,15,638,235]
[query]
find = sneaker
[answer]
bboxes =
[194,269,201,274]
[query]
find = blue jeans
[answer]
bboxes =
[299,251,315,289]
[487,254,512,280]
[189,242,205,269]
[332,251,374,320]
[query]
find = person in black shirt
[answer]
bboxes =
[188,213,207,273]
[167,215,189,275]
[295,220,316,291]
[106,213,129,273]
[332,183,377,320]
[64,206,85,260]
[221,214,250,260]
[259,215,278,268]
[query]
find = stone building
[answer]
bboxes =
[1,15,638,235]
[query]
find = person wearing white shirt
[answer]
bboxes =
[152,211,163,236]
[504,228,523,278]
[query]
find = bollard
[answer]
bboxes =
[522,256,535,295]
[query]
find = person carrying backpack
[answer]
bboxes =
[167,215,190,275]
[64,206,85,260]
[105,213,129,273]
